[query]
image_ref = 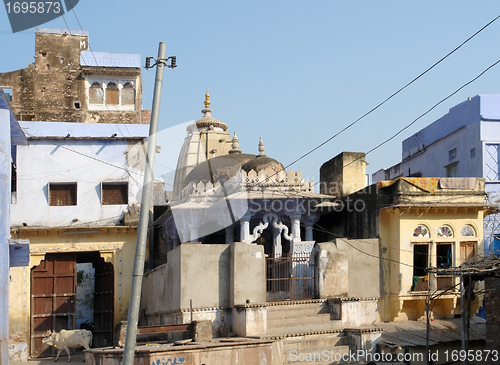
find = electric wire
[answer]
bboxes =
[281,14,500,172]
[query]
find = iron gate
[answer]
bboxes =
[266,253,315,301]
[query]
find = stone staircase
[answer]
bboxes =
[263,300,357,365]
[266,300,342,335]
[281,333,356,365]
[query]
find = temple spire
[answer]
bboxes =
[204,87,210,110]
[229,131,242,154]
[258,136,267,157]
[202,87,212,117]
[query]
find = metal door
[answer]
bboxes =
[30,253,77,357]
[266,253,315,301]
[93,257,114,347]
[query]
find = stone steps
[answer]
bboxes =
[282,333,351,350]
[267,321,343,336]
[267,300,337,335]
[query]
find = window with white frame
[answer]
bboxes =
[87,78,136,111]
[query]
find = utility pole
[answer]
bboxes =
[426,293,430,365]
[460,272,466,365]
[122,42,176,365]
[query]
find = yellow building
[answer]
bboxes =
[318,153,493,323]
[9,227,138,358]
[376,177,490,321]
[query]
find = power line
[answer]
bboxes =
[340,56,500,172]
[282,14,500,172]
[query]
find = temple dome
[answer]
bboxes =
[181,153,256,189]
[195,109,228,131]
[180,153,285,189]
[242,156,285,174]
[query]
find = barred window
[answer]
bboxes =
[49,183,77,206]
[102,182,128,205]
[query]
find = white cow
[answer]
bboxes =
[42,329,92,362]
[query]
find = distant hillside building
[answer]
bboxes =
[373,95,500,251]
[0,28,149,124]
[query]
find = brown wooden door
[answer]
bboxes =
[93,257,114,347]
[460,242,476,264]
[31,254,77,358]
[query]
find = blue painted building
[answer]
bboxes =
[0,91,27,362]
[373,94,500,252]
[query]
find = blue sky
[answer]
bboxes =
[2,1,500,188]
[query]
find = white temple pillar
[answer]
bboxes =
[189,223,200,242]
[289,213,302,242]
[272,225,282,257]
[302,213,318,242]
[240,213,252,243]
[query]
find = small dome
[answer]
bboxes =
[195,88,228,131]
[242,156,285,174]
[181,153,256,189]
[196,109,228,131]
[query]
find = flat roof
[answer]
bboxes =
[35,27,88,37]
[80,51,141,68]
[19,121,149,139]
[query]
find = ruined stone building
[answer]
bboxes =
[0,27,149,124]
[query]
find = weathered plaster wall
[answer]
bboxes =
[141,242,266,336]
[0,109,11,364]
[180,244,230,309]
[339,299,379,327]
[230,242,266,306]
[0,29,144,124]
[231,306,266,337]
[11,122,148,227]
[378,208,398,321]
[315,241,348,298]
[336,238,381,299]
[320,151,366,197]
[86,340,281,365]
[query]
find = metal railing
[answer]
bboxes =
[266,253,315,301]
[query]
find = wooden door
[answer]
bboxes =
[460,242,476,264]
[31,254,77,357]
[93,257,114,347]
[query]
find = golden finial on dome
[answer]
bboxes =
[204,87,211,109]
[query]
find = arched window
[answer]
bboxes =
[461,224,476,237]
[106,82,119,105]
[89,82,103,104]
[437,225,453,238]
[87,78,136,110]
[413,225,430,238]
[121,82,135,105]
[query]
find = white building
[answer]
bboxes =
[9,121,155,359]
[11,121,149,227]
